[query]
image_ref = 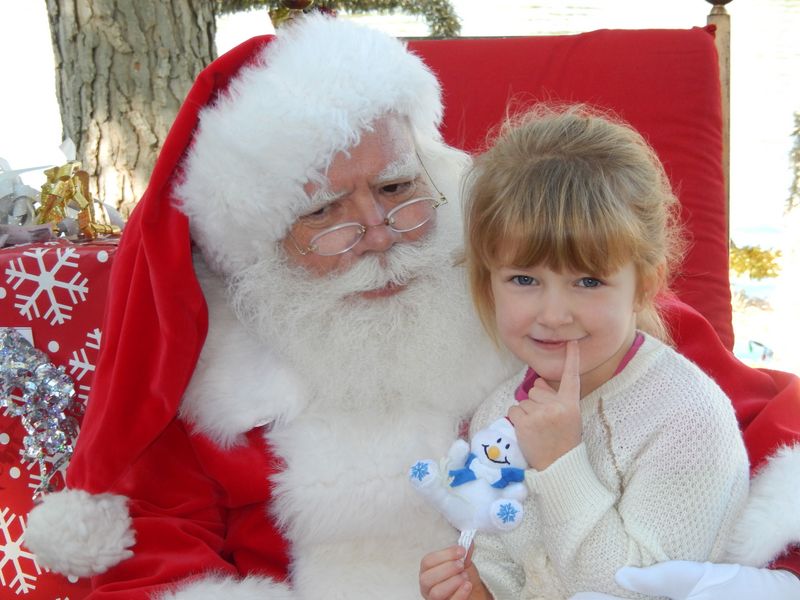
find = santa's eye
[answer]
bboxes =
[380,180,415,197]
[298,201,345,229]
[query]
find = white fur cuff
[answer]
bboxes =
[724,444,800,566]
[25,489,135,577]
[157,575,294,600]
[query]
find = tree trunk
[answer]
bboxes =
[45,0,216,217]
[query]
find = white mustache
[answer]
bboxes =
[229,231,450,332]
[321,240,438,296]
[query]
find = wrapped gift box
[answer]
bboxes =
[0,238,117,598]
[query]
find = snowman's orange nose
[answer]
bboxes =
[487,446,501,460]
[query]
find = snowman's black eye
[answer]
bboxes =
[496,438,502,443]
[505,444,510,450]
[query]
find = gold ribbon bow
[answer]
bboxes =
[37,162,121,239]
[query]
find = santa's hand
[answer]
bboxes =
[613,561,800,599]
[507,340,582,470]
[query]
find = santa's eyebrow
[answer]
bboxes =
[305,152,420,210]
[375,153,420,183]
[307,187,346,211]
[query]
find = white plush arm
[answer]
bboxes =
[447,438,470,466]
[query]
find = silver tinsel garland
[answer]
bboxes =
[0,328,84,498]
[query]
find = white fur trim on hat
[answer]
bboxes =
[156,575,294,600]
[25,489,134,577]
[176,13,444,276]
[724,444,800,566]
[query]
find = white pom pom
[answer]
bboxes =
[26,489,135,577]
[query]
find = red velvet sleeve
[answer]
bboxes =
[85,423,289,598]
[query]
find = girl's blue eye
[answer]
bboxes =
[511,275,535,286]
[578,277,602,288]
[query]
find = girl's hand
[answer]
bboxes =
[419,544,492,600]
[508,340,582,470]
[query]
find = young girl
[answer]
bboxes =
[419,105,749,599]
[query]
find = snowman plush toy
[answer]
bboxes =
[409,417,529,549]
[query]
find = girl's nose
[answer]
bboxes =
[537,290,573,327]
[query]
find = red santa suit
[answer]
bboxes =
[25,14,800,600]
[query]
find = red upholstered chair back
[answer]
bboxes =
[409,27,734,349]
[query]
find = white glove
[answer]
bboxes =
[568,561,800,600]
[618,561,799,599]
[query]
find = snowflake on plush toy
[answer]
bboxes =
[409,417,529,548]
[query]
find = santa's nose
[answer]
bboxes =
[487,446,501,460]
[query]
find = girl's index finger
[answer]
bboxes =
[559,340,581,400]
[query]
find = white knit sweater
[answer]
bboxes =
[470,333,749,600]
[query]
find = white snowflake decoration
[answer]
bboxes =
[0,508,42,594]
[68,328,101,406]
[68,327,100,382]
[4,246,89,326]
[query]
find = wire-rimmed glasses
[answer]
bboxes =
[289,194,447,257]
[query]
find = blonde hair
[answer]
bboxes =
[464,104,686,343]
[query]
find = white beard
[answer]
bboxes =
[228,222,494,417]
[212,211,516,598]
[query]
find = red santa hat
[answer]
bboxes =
[25,13,445,576]
[177,13,444,276]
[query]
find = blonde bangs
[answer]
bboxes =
[471,159,646,277]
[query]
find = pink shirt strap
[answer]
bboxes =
[514,332,645,401]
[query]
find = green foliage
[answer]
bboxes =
[215,0,461,37]
[729,240,781,280]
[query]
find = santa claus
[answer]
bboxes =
[25,13,800,600]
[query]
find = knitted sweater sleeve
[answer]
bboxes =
[471,533,526,597]
[527,353,749,597]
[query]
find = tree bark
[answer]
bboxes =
[45,0,216,217]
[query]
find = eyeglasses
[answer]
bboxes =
[289,194,447,257]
